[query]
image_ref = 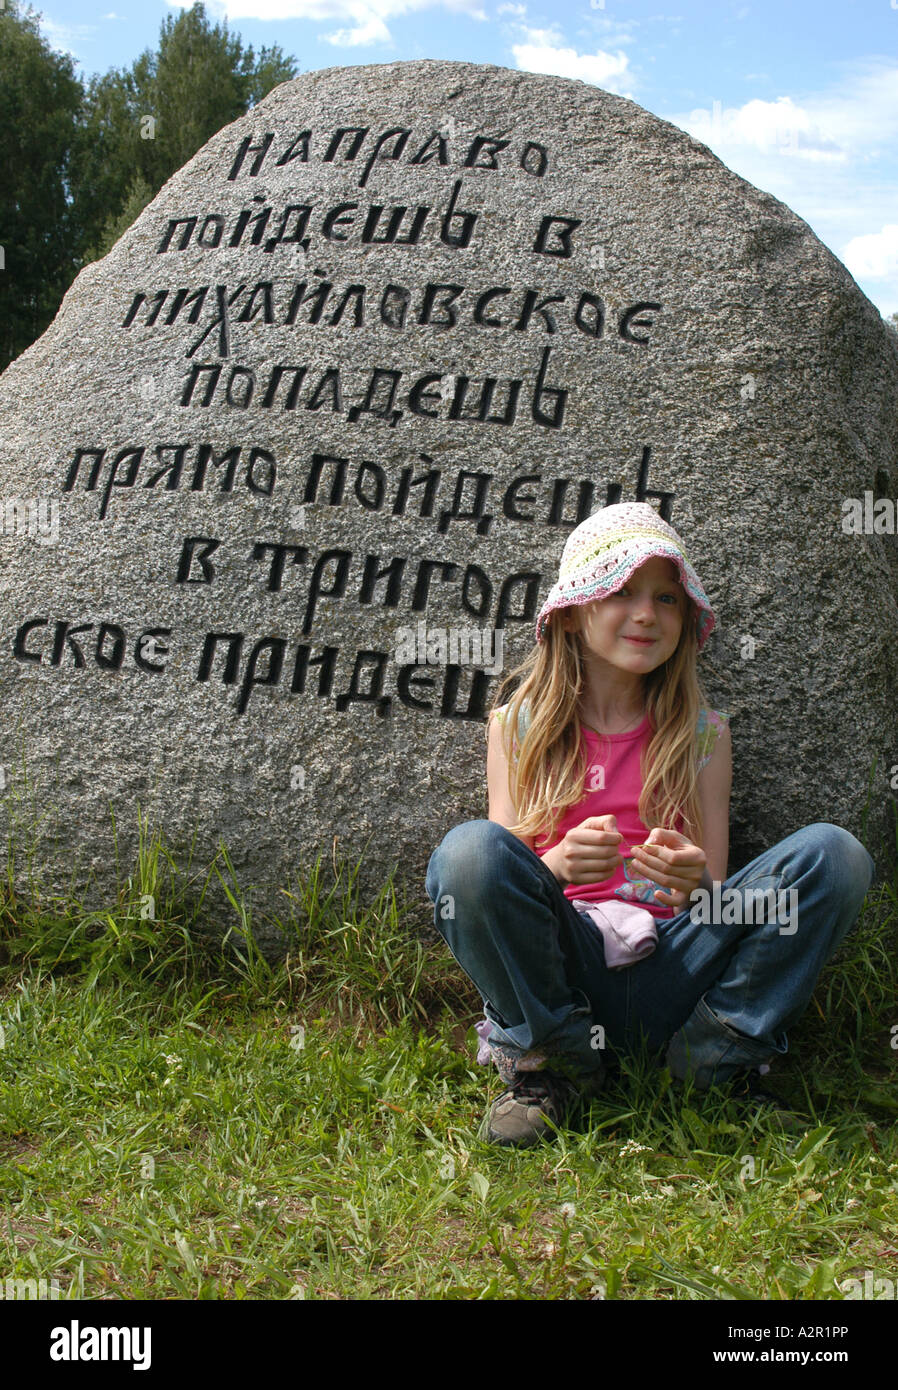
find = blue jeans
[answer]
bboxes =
[425,820,875,1089]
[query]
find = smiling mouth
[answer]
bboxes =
[623,636,656,644]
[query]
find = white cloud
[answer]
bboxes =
[800,62,898,149]
[680,96,844,162]
[672,62,898,166]
[38,18,96,57]
[321,14,392,44]
[497,2,526,12]
[665,63,898,317]
[172,0,494,45]
[511,32,632,93]
[842,225,898,281]
[172,0,485,23]
[514,24,563,47]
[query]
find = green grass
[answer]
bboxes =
[0,809,896,1301]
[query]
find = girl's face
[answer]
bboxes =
[562,557,686,672]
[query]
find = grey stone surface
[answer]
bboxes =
[1,60,896,948]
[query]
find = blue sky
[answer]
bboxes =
[34,0,898,318]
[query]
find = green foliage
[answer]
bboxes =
[0,971,895,1301]
[0,1,84,368]
[0,805,895,1300]
[0,1,298,369]
[73,2,298,267]
[82,173,155,264]
[0,808,475,1025]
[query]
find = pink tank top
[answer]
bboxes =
[494,701,729,923]
[532,715,680,921]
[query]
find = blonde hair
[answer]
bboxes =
[488,595,711,849]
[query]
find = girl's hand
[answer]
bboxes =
[627,828,706,909]
[558,813,624,886]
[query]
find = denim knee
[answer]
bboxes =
[425,818,511,905]
[801,822,875,896]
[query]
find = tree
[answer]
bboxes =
[73,3,298,264]
[886,312,898,337]
[86,173,156,263]
[0,1,298,369]
[0,1,84,370]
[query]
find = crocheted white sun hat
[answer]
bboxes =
[535,502,716,650]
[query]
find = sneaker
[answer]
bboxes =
[486,1070,580,1147]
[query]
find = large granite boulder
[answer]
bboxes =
[1,60,896,948]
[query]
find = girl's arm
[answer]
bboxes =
[487,714,611,885]
[486,713,537,852]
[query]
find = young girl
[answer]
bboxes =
[425,502,875,1147]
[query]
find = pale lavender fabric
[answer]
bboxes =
[570,898,659,969]
[474,1018,493,1064]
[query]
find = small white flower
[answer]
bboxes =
[560,1202,576,1219]
[618,1139,650,1158]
